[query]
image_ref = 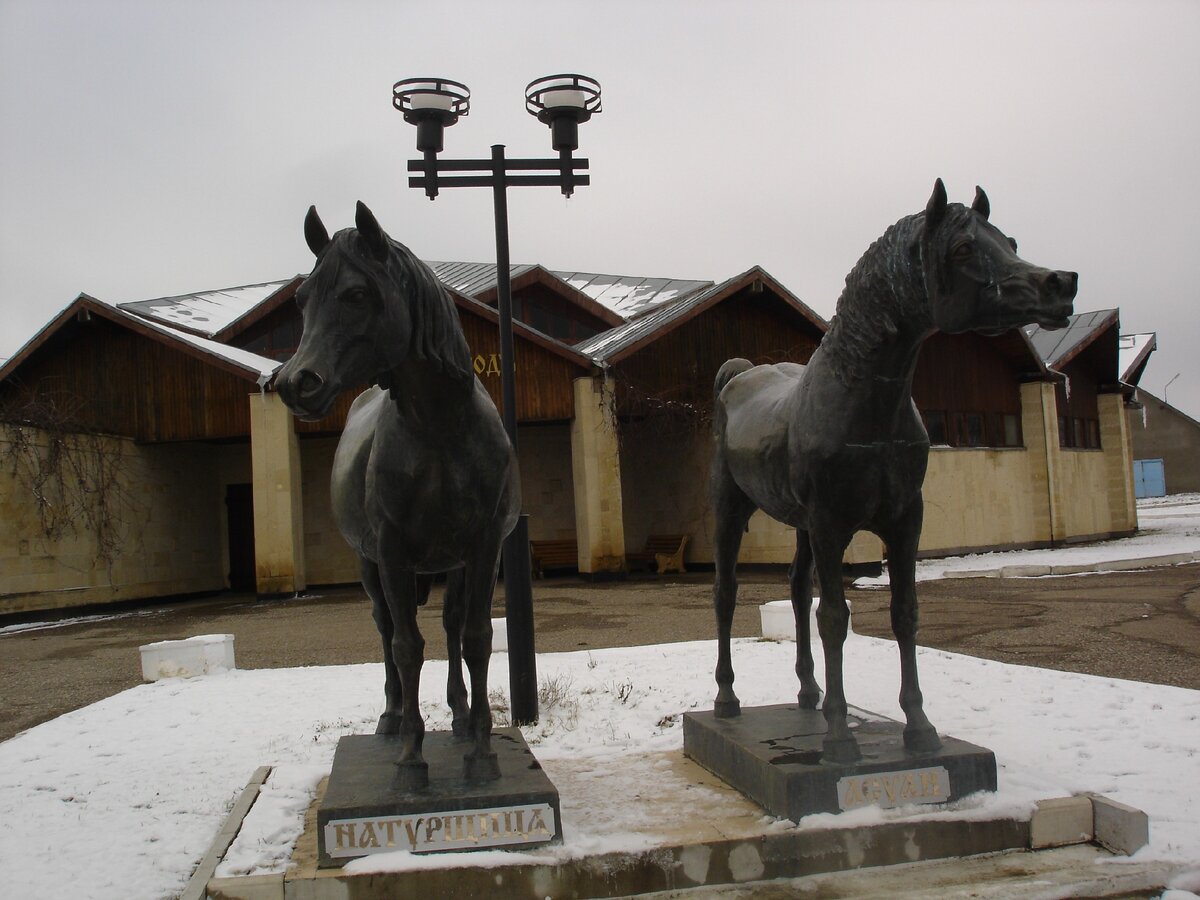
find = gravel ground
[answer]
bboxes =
[2,563,1198,744]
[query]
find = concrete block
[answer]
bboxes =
[759,599,827,641]
[491,617,507,652]
[1000,564,1051,578]
[1031,796,1093,848]
[1091,794,1150,855]
[205,873,284,900]
[139,634,235,681]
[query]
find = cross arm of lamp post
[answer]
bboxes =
[406,157,590,194]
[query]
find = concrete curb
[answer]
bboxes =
[942,549,1200,581]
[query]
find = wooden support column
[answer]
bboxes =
[570,375,626,574]
[249,392,307,596]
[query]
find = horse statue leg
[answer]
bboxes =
[459,536,504,782]
[810,524,861,763]
[376,550,429,789]
[790,531,822,709]
[361,558,403,735]
[441,568,471,739]
[711,455,757,718]
[880,497,941,754]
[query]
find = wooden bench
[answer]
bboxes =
[626,534,690,575]
[529,539,578,578]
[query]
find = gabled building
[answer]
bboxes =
[1,265,1143,614]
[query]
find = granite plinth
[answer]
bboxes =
[316,729,560,867]
[683,703,996,821]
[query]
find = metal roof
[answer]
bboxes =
[118,280,295,338]
[426,261,712,321]
[1024,309,1118,368]
[550,271,713,319]
[426,261,538,299]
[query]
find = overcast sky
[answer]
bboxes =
[2,0,1198,418]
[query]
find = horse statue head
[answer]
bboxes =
[276,201,472,421]
[920,178,1077,336]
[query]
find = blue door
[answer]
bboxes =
[1134,459,1166,498]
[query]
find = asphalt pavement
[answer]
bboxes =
[2,563,1198,744]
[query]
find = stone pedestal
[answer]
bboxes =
[317,729,561,867]
[683,704,996,821]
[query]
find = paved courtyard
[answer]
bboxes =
[3,563,1198,743]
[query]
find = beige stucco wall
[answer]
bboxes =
[919,447,1046,555]
[519,424,577,542]
[1,424,226,614]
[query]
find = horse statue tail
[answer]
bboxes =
[714,358,754,405]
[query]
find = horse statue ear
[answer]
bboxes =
[926,178,948,231]
[971,186,990,220]
[355,201,390,261]
[304,205,330,257]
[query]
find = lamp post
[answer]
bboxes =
[394,74,602,725]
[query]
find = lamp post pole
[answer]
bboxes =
[395,76,601,725]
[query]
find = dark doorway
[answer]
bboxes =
[226,483,256,591]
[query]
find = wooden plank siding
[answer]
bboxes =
[912,332,1023,417]
[610,289,822,417]
[0,316,254,442]
[460,314,579,423]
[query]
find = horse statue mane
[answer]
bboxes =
[303,201,474,390]
[823,197,984,385]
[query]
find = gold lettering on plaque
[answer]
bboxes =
[425,816,443,843]
[528,808,551,837]
[359,822,380,848]
[921,769,941,795]
[404,818,423,850]
[334,823,356,850]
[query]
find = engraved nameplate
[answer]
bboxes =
[324,802,557,856]
[836,766,950,811]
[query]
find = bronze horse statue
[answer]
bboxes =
[276,202,520,788]
[711,180,1076,764]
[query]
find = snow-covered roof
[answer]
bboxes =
[1024,309,1118,369]
[1119,333,1156,386]
[95,297,281,385]
[549,272,713,319]
[118,280,295,338]
[574,267,828,363]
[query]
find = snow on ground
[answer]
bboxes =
[1,496,1199,899]
[859,493,1200,585]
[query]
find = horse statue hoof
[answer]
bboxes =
[904,725,942,755]
[463,751,500,783]
[394,760,429,792]
[376,712,402,735]
[821,735,862,765]
[713,697,741,718]
[797,688,821,710]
